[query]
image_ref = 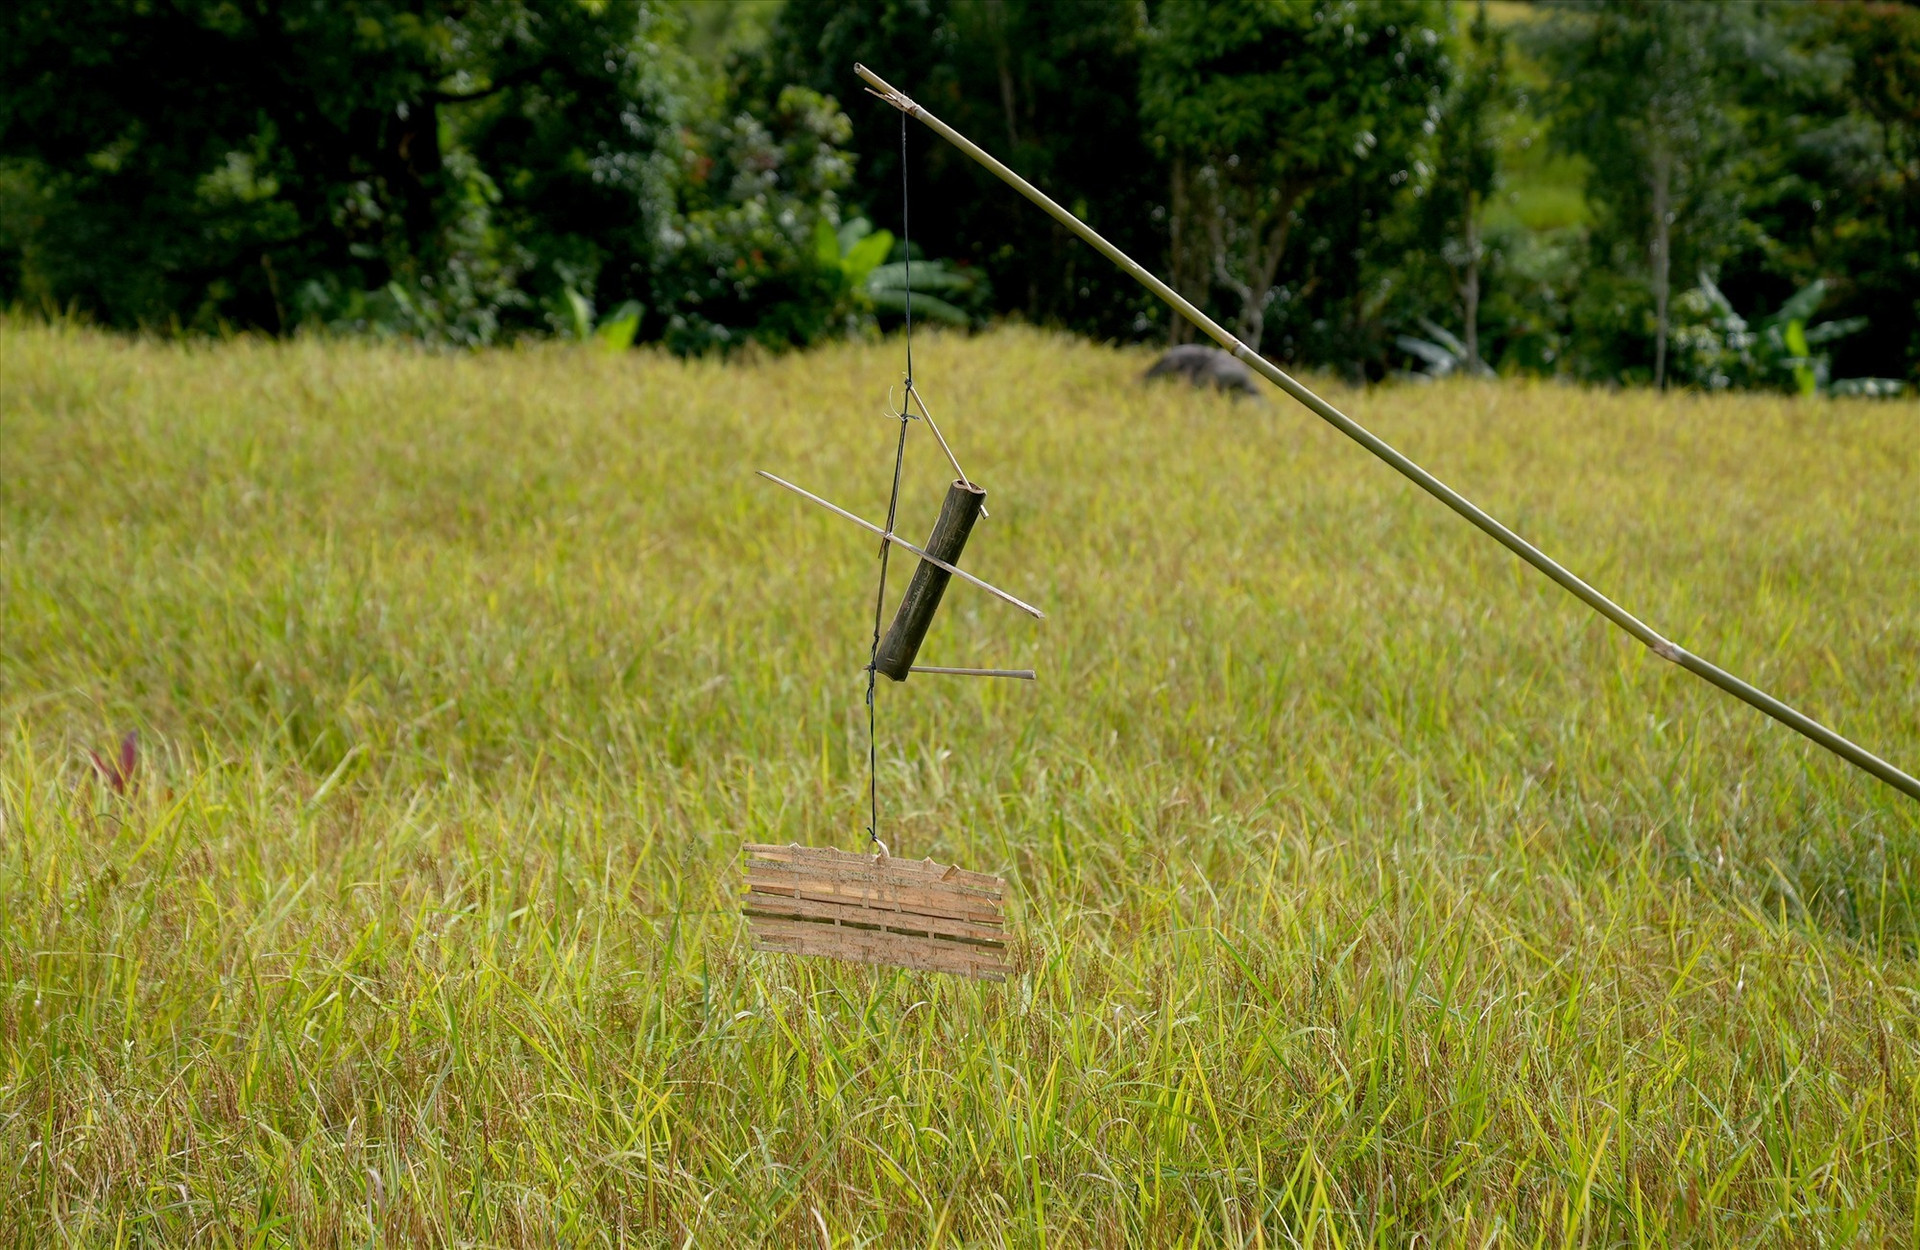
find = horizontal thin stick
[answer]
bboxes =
[756,471,1045,620]
[910,666,1037,680]
[854,62,1920,805]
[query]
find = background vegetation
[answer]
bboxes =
[3,0,1916,388]
[3,321,1917,1243]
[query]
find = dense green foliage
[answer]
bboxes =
[1141,0,1449,355]
[2,1,658,340]
[2,1,1916,386]
[0,0,865,351]
[754,0,1161,339]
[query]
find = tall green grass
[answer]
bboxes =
[2,321,1917,1245]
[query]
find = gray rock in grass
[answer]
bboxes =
[1142,344,1265,400]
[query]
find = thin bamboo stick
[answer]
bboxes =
[907,382,975,495]
[853,63,1920,804]
[756,471,1046,620]
[910,666,1037,680]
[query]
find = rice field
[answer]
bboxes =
[2,320,1918,1245]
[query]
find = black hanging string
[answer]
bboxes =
[863,109,916,853]
[900,105,914,388]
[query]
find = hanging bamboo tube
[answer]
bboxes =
[852,62,1920,804]
[875,480,987,681]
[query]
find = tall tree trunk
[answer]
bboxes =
[988,0,1019,148]
[1461,190,1481,373]
[1214,185,1297,354]
[260,252,286,335]
[1650,147,1673,390]
[1204,196,1256,347]
[1168,155,1194,345]
[1241,195,1297,354]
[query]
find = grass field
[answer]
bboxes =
[3,320,1918,1246]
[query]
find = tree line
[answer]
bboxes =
[2,0,1913,391]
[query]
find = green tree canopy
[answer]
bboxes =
[1528,0,1751,387]
[0,0,861,349]
[1141,0,1449,352]
[757,0,1160,339]
[0,1,671,337]
[1412,3,1508,372]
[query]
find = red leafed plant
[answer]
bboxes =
[89,730,138,794]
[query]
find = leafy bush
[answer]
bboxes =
[651,86,860,353]
[1672,274,1874,394]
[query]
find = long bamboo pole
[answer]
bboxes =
[853,63,1920,804]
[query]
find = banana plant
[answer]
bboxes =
[1760,279,1864,396]
[1674,274,1875,394]
[814,217,895,292]
[560,288,644,350]
[814,217,979,326]
[1395,317,1495,379]
[864,258,976,325]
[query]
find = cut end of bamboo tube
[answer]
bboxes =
[854,63,911,110]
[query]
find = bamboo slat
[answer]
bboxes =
[744,875,1004,925]
[749,917,1010,980]
[743,891,1004,944]
[745,842,1004,891]
[741,843,1010,981]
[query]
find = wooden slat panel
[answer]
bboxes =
[744,892,1005,944]
[749,916,1010,981]
[740,843,1013,981]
